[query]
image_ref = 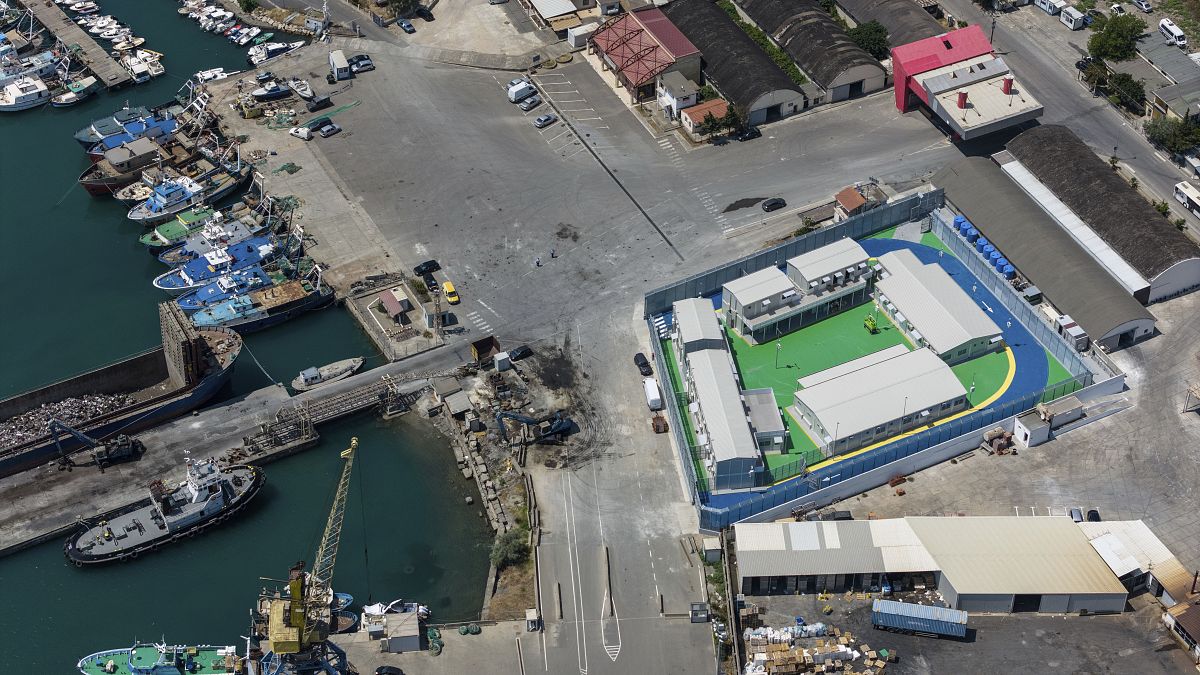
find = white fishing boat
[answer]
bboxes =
[138,49,164,78]
[113,36,145,51]
[69,1,100,14]
[119,52,150,83]
[0,75,49,111]
[247,40,303,66]
[286,77,313,100]
[291,357,364,392]
[236,27,260,46]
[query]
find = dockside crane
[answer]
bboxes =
[255,437,357,675]
[47,419,144,471]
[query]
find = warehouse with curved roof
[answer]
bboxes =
[662,0,807,125]
[736,0,886,101]
[1005,125,1200,304]
[933,157,1155,351]
[834,0,944,47]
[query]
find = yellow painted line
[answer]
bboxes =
[773,347,1016,484]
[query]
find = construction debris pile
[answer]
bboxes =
[0,394,133,449]
[743,625,896,675]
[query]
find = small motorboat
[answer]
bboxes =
[51,75,98,107]
[99,27,129,40]
[237,27,261,46]
[253,32,274,45]
[195,67,231,83]
[70,1,100,14]
[333,592,354,612]
[254,70,273,82]
[287,77,313,100]
[333,610,358,634]
[137,49,165,78]
[251,79,289,101]
[223,24,240,36]
[113,36,145,51]
[291,357,364,392]
[120,52,151,83]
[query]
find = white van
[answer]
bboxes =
[1161,18,1188,47]
[329,49,351,81]
[1061,6,1086,29]
[507,81,536,103]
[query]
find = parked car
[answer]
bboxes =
[442,280,460,304]
[734,126,761,141]
[761,197,787,212]
[1075,57,1094,71]
[1087,509,1102,522]
[1110,3,1125,14]
[1070,507,1084,523]
[398,18,415,33]
[489,0,509,5]
[634,352,653,376]
[533,113,557,129]
[288,126,312,140]
[1133,0,1151,11]
[316,120,341,138]
[509,344,533,361]
[306,95,332,112]
[415,5,434,20]
[413,260,441,276]
[375,667,404,675]
[348,54,375,73]
[423,273,438,293]
[519,94,542,112]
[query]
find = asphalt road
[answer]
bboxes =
[939,0,1198,223]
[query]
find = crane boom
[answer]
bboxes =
[48,419,101,450]
[312,437,356,589]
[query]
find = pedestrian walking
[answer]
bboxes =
[550,248,557,259]
[535,257,542,267]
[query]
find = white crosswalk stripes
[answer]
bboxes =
[466,310,492,334]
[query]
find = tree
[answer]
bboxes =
[720,105,743,132]
[1087,14,1147,61]
[237,0,257,10]
[698,111,721,137]
[1107,72,1145,111]
[847,21,890,60]
[1082,60,1108,88]
[1144,116,1200,154]
[388,0,418,17]
[1154,199,1172,215]
[1129,176,1140,190]
[490,528,530,570]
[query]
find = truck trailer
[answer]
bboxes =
[643,377,663,411]
[871,599,967,638]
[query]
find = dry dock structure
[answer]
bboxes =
[14,0,133,89]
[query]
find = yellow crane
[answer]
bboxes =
[262,437,358,664]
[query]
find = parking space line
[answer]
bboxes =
[560,108,594,112]
[562,147,587,160]
[554,98,586,103]
[574,116,602,121]
[545,129,571,143]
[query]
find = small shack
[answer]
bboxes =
[432,377,462,403]
[470,336,502,365]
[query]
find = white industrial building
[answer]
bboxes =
[874,249,1003,365]
[790,348,968,455]
[672,297,727,355]
[722,240,874,344]
[735,517,1130,614]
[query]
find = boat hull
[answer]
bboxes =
[63,465,264,565]
[0,329,241,479]
[202,288,335,334]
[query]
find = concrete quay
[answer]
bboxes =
[0,346,461,559]
[14,0,132,90]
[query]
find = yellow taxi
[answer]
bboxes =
[442,280,460,304]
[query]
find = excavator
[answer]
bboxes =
[47,419,144,472]
[495,409,573,444]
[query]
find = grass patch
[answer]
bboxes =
[661,340,709,492]
[920,231,954,255]
[1045,349,1074,389]
[1161,0,1200,40]
[716,0,808,87]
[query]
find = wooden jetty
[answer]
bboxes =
[14,0,132,89]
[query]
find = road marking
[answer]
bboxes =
[561,472,588,675]
[1156,151,1169,162]
[516,636,526,675]
[555,98,587,103]
[476,299,501,318]
[562,147,587,160]
[546,129,571,143]
[574,116,602,121]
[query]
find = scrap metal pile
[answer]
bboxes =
[0,394,133,449]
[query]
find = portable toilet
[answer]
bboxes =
[966,227,979,243]
[1002,263,1015,279]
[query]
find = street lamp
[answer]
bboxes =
[775,341,783,368]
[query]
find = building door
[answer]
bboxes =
[1012,594,1041,612]
[849,81,864,98]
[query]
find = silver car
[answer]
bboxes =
[519,94,542,112]
[533,113,557,129]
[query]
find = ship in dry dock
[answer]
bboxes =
[0,304,241,478]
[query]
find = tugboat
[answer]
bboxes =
[77,642,242,674]
[63,456,264,566]
[292,357,364,392]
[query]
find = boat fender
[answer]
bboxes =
[129,550,137,559]
[187,530,196,537]
[73,560,83,568]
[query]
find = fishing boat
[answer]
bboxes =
[157,211,269,266]
[139,205,214,250]
[292,357,364,392]
[176,266,276,312]
[0,49,64,89]
[78,135,206,196]
[333,609,359,634]
[189,275,335,333]
[0,75,49,111]
[128,160,252,226]
[251,78,289,101]
[112,36,145,51]
[153,235,279,295]
[64,456,264,565]
[287,76,313,100]
[77,642,243,675]
[253,31,274,44]
[50,74,98,107]
[69,1,100,14]
[334,592,354,611]
[120,51,151,83]
[247,40,303,66]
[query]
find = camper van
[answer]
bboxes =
[1061,6,1086,29]
[329,49,351,81]
[1161,18,1188,47]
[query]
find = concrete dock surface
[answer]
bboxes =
[15,0,133,89]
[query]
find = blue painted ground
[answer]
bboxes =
[698,238,1050,510]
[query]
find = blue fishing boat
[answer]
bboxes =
[153,235,279,295]
[158,210,269,266]
[176,266,276,312]
[84,111,180,161]
[74,104,182,150]
[127,160,253,226]
[190,276,335,334]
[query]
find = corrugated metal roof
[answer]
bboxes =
[794,348,966,442]
[1088,533,1140,578]
[743,387,785,433]
[673,298,724,346]
[873,599,968,624]
[799,344,909,389]
[892,24,991,76]
[875,249,1001,356]
[636,7,699,59]
[1078,520,1194,604]
[786,237,869,285]
[723,266,795,306]
[686,349,760,463]
[998,157,1150,297]
[529,0,575,19]
[734,519,938,579]
[908,516,1127,595]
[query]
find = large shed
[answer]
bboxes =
[1005,125,1200,303]
[662,0,806,125]
[932,158,1155,351]
[736,0,886,101]
[591,8,701,102]
[833,0,943,47]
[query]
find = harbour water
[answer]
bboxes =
[0,2,491,669]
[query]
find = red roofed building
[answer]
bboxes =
[891,25,1043,140]
[591,8,701,102]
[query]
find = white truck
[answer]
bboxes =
[643,378,663,411]
[507,81,536,103]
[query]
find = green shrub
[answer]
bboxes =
[490,528,530,570]
[716,0,808,87]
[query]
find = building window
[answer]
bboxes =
[902,415,911,424]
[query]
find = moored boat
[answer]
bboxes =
[78,137,171,196]
[64,457,264,565]
[334,592,354,611]
[51,75,98,107]
[287,76,313,100]
[77,643,242,675]
[250,78,288,101]
[189,276,335,333]
[177,266,276,312]
[333,609,359,634]
[0,75,49,111]
[127,159,252,226]
[0,49,61,89]
[153,234,279,294]
[292,357,364,392]
[247,40,303,66]
[158,212,269,266]
[253,31,274,44]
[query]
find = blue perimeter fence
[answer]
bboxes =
[643,191,1117,529]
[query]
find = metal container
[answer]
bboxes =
[975,236,989,252]
[965,227,979,243]
[1002,264,1016,279]
[871,599,967,638]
